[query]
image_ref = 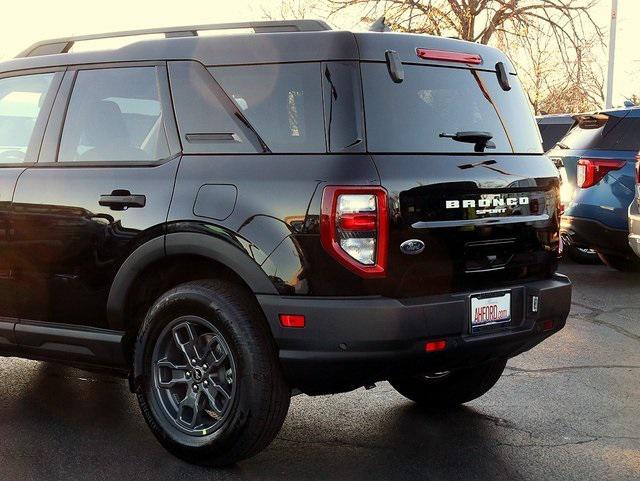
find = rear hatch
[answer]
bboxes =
[357,35,560,297]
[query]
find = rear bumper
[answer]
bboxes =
[257,275,571,394]
[561,215,630,256]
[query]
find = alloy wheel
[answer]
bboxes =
[151,316,237,436]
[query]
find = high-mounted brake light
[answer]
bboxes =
[576,158,626,189]
[320,186,388,278]
[416,48,483,65]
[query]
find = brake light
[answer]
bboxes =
[416,48,482,65]
[320,186,388,278]
[636,155,640,184]
[576,158,626,188]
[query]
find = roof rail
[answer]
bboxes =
[17,20,332,58]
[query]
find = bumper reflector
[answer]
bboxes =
[279,314,305,328]
[425,340,447,352]
[542,320,554,332]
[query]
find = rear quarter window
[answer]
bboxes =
[210,64,326,153]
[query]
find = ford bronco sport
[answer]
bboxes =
[0,20,571,466]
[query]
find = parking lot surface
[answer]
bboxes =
[0,260,638,481]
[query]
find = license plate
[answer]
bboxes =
[470,292,511,328]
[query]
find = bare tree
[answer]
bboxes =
[327,1,600,44]
[261,0,327,21]
[494,22,604,114]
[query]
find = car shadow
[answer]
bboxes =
[0,360,524,480]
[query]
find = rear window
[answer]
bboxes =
[361,63,542,154]
[560,115,640,151]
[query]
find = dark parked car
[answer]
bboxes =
[536,114,575,152]
[0,20,571,466]
[549,108,640,271]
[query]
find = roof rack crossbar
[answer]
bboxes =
[17,20,332,58]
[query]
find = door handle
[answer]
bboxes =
[99,190,146,210]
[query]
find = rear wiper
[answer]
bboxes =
[439,131,495,152]
[556,142,570,150]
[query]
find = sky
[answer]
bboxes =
[0,0,637,105]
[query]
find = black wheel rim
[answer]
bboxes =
[151,316,237,436]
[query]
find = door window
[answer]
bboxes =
[58,67,170,162]
[0,73,55,163]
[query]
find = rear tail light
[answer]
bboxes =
[320,186,388,278]
[635,155,640,184]
[576,158,626,188]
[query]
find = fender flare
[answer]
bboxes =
[106,231,278,330]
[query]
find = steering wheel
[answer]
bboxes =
[0,150,26,162]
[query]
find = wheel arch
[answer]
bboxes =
[107,231,279,333]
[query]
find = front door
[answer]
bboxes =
[10,64,181,329]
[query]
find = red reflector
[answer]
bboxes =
[577,158,626,188]
[542,320,554,332]
[425,340,447,352]
[338,213,377,231]
[416,48,482,65]
[279,314,305,328]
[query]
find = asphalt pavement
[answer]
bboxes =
[0,259,638,481]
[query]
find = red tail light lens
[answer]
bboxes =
[320,186,388,278]
[416,48,483,65]
[576,158,626,188]
[636,155,640,183]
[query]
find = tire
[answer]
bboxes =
[565,246,601,265]
[597,252,640,272]
[134,280,290,466]
[389,358,507,408]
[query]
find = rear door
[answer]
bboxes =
[0,69,62,329]
[10,64,181,329]
[360,60,560,298]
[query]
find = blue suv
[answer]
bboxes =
[549,107,640,271]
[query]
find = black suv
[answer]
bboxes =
[0,20,571,466]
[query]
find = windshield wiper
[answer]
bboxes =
[439,131,495,152]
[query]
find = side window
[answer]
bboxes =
[0,73,55,163]
[210,63,326,153]
[322,62,365,152]
[168,61,260,154]
[58,67,170,162]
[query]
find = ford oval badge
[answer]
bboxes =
[400,239,425,255]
